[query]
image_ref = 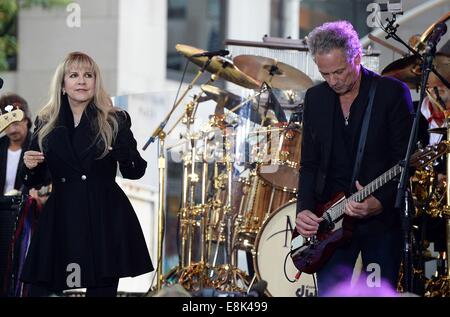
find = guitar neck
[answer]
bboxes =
[327,164,402,221]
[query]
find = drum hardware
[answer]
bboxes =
[201,83,273,126]
[178,262,214,292]
[147,44,236,290]
[283,89,299,106]
[200,84,242,116]
[176,127,221,277]
[380,12,450,91]
[411,162,447,218]
[163,44,309,294]
[368,33,407,56]
[423,116,450,297]
[209,264,249,292]
[208,147,233,267]
[227,83,271,122]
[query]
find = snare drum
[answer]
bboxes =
[253,202,317,297]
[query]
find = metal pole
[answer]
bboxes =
[156,132,166,291]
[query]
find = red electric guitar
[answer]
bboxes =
[291,141,449,274]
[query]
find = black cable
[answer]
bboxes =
[283,249,297,283]
[172,59,190,111]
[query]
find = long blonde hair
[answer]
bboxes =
[37,52,119,158]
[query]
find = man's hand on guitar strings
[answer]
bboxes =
[345,181,383,219]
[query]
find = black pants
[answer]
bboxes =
[316,225,402,296]
[86,279,119,297]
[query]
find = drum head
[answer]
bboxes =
[253,202,317,297]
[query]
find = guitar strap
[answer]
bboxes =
[349,76,379,194]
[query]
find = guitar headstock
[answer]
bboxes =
[410,141,449,169]
[0,108,25,133]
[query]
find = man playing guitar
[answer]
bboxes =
[295,21,413,296]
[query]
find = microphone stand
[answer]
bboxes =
[383,14,440,293]
[381,14,450,89]
[143,57,213,291]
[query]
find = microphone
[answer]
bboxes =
[191,49,229,58]
[0,77,3,89]
[425,22,447,54]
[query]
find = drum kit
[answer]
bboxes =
[159,43,316,296]
[162,14,450,297]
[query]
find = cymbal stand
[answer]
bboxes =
[171,85,220,290]
[229,84,270,114]
[200,132,212,266]
[207,118,232,275]
[180,98,202,269]
[144,57,219,291]
[381,13,450,89]
[207,126,248,292]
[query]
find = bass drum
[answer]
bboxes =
[253,202,317,297]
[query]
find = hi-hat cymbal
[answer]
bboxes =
[200,85,242,115]
[382,53,450,89]
[175,44,261,89]
[233,55,313,90]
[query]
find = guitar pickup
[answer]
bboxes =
[291,235,304,251]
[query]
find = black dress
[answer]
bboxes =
[20,98,154,291]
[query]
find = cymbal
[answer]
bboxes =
[200,85,242,115]
[382,53,450,89]
[175,44,261,89]
[428,127,447,135]
[233,55,313,90]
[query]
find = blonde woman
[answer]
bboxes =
[21,52,153,297]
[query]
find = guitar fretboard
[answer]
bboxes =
[327,164,403,221]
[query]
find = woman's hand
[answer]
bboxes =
[23,150,45,169]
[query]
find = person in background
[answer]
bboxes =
[0,93,32,196]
